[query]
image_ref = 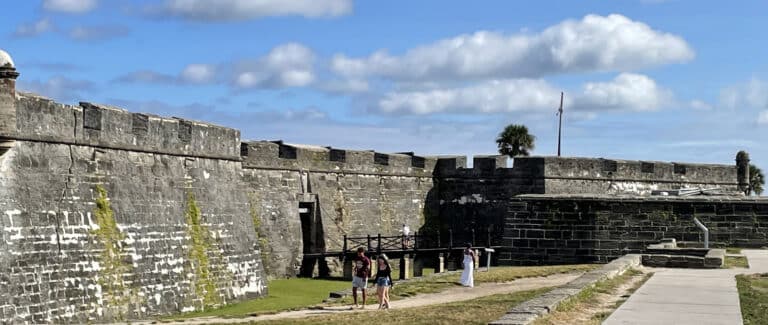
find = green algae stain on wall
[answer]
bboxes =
[248,192,270,275]
[184,191,221,309]
[91,185,138,319]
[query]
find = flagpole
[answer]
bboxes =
[557,92,564,157]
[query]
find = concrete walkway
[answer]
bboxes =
[603,250,768,325]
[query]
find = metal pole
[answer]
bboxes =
[557,92,564,157]
[693,217,709,249]
[487,227,492,248]
[377,233,382,255]
[449,229,453,249]
[471,229,476,247]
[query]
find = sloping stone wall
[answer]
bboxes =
[0,95,265,323]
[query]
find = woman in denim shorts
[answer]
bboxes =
[375,254,393,309]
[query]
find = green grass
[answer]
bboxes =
[727,247,744,254]
[533,269,652,325]
[165,264,596,321]
[252,288,552,325]
[725,256,749,269]
[169,278,349,319]
[737,273,768,325]
[334,264,598,306]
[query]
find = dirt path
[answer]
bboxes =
[126,272,581,325]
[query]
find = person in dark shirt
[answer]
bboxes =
[352,247,371,308]
[375,254,393,309]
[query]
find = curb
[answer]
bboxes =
[489,254,641,325]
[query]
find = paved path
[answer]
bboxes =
[604,250,768,325]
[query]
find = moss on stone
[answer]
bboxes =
[248,192,270,274]
[91,185,137,319]
[184,191,221,309]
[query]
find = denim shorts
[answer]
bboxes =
[376,277,391,287]
[352,276,367,289]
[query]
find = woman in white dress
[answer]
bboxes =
[460,243,475,287]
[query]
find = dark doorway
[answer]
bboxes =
[298,201,329,277]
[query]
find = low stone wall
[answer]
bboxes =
[489,254,641,325]
[500,195,768,266]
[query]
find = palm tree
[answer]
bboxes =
[750,164,765,196]
[496,124,535,158]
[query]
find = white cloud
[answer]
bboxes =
[376,79,561,115]
[316,79,370,94]
[180,64,217,84]
[373,73,671,115]
[232,43,315,88]
[153,0,352,21]
[332,14,693,81]
[759,111,768,125]
[689,99,713,110]
[43,0,98,13]
[573,73,672,112]
[68,25,129,41]
[720,78,768,110]
[18,76,95,102]
[13,18,55,38]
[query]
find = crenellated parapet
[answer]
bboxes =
[241,140,437,177]
[14,93,241,160]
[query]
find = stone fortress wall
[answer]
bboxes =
[0,50,763,323]
[0,56,265,323]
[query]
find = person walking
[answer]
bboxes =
[374,254,393,310]
[460,243,475,287]
[402,224,411,248]
[352,247,371,308]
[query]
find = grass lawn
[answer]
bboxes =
[252,287,552,325]
[736,273,768,325]
[334,264,598,306]
[533,269,652,325]
[170,278,349,319]
[165,264,595,320]
[725,256,749,268]
[727,247,744,254]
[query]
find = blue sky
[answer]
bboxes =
[2,0,767,168]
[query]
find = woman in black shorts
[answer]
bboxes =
[375,254,393,309]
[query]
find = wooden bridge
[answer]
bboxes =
[303,228,503,259]
[301,229,505,278]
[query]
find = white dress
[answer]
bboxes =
[460,251,474,287]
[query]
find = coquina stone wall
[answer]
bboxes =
[0,50,756,323]
[241,141,437,277]
[0,94,266,323]
[499,194,768,265]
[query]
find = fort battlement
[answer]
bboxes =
[0,50,762,323]
[241,140,437,177]
[15,93,241,160]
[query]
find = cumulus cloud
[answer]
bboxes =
[372,73,672,115]
[572,73,672,112]
[18,76,96,103]
[689,99,713,110]
[759,111,768,125]
[149,0,352,21]
[316,79,370,94]
[180,64,217,84]
[12,18,55,38]
[114,64,218,85]
[231,43,315,89]
[43,0,98,13]
[332,14,693,82]
[376,79,561,115]
[68,25,129,41]
[720,78,768,110]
